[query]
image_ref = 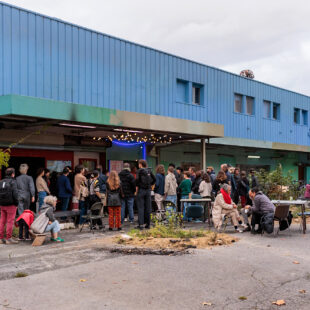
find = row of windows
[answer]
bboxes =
[176,79,204,105]
[234,93,308,125]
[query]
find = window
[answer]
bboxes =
[234,94,242,113]
[263,100,271,118]
[302,110,308,125]
[273,103,280,120]
[246,96,254,115]
[294,108,300,124]
[176,79,189,103]
[192,84,203,105]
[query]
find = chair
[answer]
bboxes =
[80,202,104,233]
[273,204,290,236]
[185,194,204,222]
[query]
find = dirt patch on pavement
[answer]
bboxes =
[114,233,237,250]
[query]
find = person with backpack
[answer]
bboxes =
[16,164,35,215]
[0,168,19,244]
[135,159,156,230]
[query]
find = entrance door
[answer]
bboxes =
[8,156,46,180]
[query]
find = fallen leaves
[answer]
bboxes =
[79,279,87,282]
[299,289,306,294]
[202,302,212,306]
[272,300,286,306]
[238,296,247,300]
[293,261,300,264]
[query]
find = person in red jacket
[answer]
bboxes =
[15,209,35,241]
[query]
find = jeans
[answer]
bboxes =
[166,195,177,208]
[0,206,17,240]
[121,197,134,223]
[79,200,87,224]
[181,195,191,221]
[38,191,47,210]
[136,188,151,226]
[60,197,70,212]
[45,220,61,234]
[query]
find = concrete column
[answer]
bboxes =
[201,138,206,171]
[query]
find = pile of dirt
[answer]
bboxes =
[114,233,237,250]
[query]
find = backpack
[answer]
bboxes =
[260,212,274,234]
[139,169,154,189]
[0,179,14,206]
[279,211,293,231]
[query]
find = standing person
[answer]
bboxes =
[74,165,87,226]
[231,167,240,202]
[0,168,19,244]
[199,173,212,198]
[221,164,231,185]
[154,165,165,211]
[188,166,196,183]
[16,164,35,215]
[119,163,136,224]
[97,168,108,207]
[106,171,123,231]
[165,166,178,208]
[207,166,216,184]
[176,167,184,186]
[212,171,228,196]
[43,168,51,189]
[178,171,192,220]
[245,187,275,234]
[135,159,156,230]
[249,168,259,188]
[304,180,310,200]
[57,167,73,213]
[236,171,250,207]
[88,170,103,229]
[191,170,202,195]
[168,163,179,184]
[36,168,50,210]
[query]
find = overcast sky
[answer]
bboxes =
[4,0,310,96]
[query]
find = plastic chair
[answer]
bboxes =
[273,204,290,236]
[80,202,104,233]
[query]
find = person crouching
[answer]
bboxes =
[106,171,124,231]
[15,209,35,241]
[41,196,64,242]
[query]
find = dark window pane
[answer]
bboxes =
[234,94,242,113]
[246,96,254,115]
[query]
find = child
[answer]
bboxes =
[106,171,124,231]
[15,209,35,241]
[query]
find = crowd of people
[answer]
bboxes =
[0,159,277,245]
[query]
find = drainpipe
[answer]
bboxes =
[201,138,206,171]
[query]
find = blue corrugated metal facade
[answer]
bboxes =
[0,2,309,147]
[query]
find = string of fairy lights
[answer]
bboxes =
[92,130,183,144]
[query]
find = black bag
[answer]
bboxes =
[139,168,154,189]
[0,179,14,205]
[261,212,274,234]
[107,190,122,206]
[279,211,293,231]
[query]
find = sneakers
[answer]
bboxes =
[6,238,19,244]
[0,239,6,244]
[243,225,251,232]
[51,237,64,242]
[135,226,143,230]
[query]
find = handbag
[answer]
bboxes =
[107,189,122,206]
[30,209,49,234]
[79,185,89,199]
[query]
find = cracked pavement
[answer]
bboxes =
[0,223,310,310]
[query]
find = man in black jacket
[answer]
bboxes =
[136,159,156,229]
[119,163,136,224]
[0,168,19,244]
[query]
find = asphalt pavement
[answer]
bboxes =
[0,223,310,310]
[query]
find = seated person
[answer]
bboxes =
[212,184,243,232]
[40,195,64,242]
[15,209,35,241]
[245,187,275,234]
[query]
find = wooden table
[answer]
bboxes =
[271,200,308,234]
[180,198,212,225]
